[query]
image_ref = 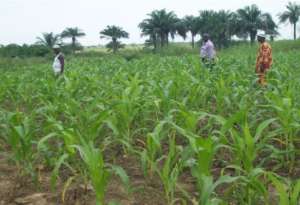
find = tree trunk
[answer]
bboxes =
[294,23,297,40]
[192,35,195,48]
[72,36,76,53]
[152,34,157,51]
[113,38,117,53]
[160,33,164,48]
[166,33,169,46]
[250,31,257,44]
[153,38,157,50]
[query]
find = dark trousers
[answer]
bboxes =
[202,58,216,68]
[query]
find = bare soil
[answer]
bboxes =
[0,154,195,205]
[1,148,298,205]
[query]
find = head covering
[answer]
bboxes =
[53,45,60,49]
[257,34,266,39]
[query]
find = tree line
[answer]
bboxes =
[139,2,300,49]
[1,2,300,56]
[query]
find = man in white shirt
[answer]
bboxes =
[52,45,64,75]
[200,34,216,68]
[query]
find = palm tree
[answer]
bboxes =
[237,5,272,44]
[279,2,300,40]
[262,13,279,41]
[61,27,86,52]
[139,18,161,50]
[100,25,129,53]
[139,9,179,48]
[214,10,236,48]
[227,12,242,40]
[175,19,188,41]
[197,10,238,48]
[183,15,200,48]
[198,10,216,37]
[36,32,60,48]
[139,16,160,49]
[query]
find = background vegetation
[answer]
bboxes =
[1,2,300,58]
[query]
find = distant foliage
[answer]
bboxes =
[139,9,180,50]
[36,32,61,48]
[0,44,50,57]
[1,3,298,57]
[139,5,278,50]
[278,2,300,40]
[0,43,77,58]
[61,27,86,53]
[100,25,129,53]
[237,5,277,44]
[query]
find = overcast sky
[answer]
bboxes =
[1,0,298,46]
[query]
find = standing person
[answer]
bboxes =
[256,34,272,86]
[200,33,216,68]
[52,45,65,76]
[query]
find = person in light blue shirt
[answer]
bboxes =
[200,34,216,68]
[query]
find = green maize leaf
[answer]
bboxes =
[51,153,69,189]
[291,179,300,205]
[110,165,131,193]
[268,174,289,205]
[254,118,277,142]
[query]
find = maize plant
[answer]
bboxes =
[73,138,130,205]
[2,112,37,181]
[154,135,183,205]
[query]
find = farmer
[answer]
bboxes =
[200,33,216,68]
[52,45,65,75]
[256,34,272,86]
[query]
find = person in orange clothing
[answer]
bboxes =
[256,34,272,86]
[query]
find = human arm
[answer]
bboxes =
[58,55,64,74]
[256,45,264,72]
[200,43,208,58]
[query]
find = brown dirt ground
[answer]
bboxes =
[0,154,196,205]
[1,148,298,205]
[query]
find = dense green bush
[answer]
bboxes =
[0,44,50,57]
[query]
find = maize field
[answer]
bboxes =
[0,44,300,205]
